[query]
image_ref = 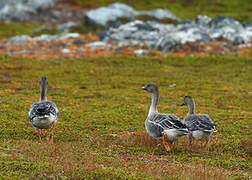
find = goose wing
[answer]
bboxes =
[29,101,59,122]
[184,114,216,132]
[149,113,187,131]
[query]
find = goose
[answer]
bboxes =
[180,96,216,148]
[29,76,59,143]
[142,83,189,151]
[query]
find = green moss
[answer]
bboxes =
[0,22,40,39]
[0,22,61,39]
[0,55,251,178]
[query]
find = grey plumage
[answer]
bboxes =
[181,96,216,148]
[146,113,188,139]
[143,83,188,151]
[28,76,58,142]
[183,114,216,132]
[29,101,59,130]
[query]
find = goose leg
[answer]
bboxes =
[36,130,42,142]
[163,133,173,151]
[47,121,57,143]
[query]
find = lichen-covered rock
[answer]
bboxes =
[84,3,180,27]
[100,16,252,52]
[8,33,79,43]
[0,0,57,21]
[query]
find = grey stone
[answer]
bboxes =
[9,35,32,43]
[76,47,86,52]
[0,0,57,21]
[117,40,140,48]
[57,21,79,31]
[100,15,252,52]
[136,9,180,22]
[86,41,109,50]
[72,39,86,45]
[61,48,72,54]
[33,33,79,41]
[233,36,245,45]
[8,33,80,43]
[156,35,177,51]
[134,49,149,56]
[210,16,242,29]
[84,3,180,27]
[84,3,135,26]
[169,84,176,88]
[10,50,34,55]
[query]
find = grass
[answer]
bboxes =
[0,22,60,39]
[0,55,251,179]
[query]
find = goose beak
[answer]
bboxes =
[142,86,147,90]
[180,102,186,106]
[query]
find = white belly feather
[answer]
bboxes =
[191,130,212,140]
[163,129,185,141]
[32,114,56,129]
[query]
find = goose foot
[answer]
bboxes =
[163,133,173,152]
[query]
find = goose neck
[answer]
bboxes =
[40,83,47,101]
[187,100,195,115]
[148,91,159,116]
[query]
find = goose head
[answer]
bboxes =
[181,96,194,106]
[142,83,158,93]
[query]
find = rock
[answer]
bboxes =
[86,41,109,50]
[84,3,180,27]
[169,84,176,88]
[76,47,86,52]
[10,50,34,55]
[233,36,245,45]
[72,39,86,45]
[0,0,57,21]
[195,15,212,26]
[243,23,252,29]
[51,33,80,40]
[100,15,252,52]
[156,35,177,51]
[33,33,80,41]
[9,35,32,43]
[134,49,149,56]
[117,40,141,48]
[61,48,72,54]
[136,9,181,22]
[8,33,80,43]
[57,21,79,31]
[210,16,242,29]
[84,3,135,26]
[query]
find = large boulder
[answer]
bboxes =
[100,15,252,52]
[84,3,180,27]
[84,3,136,26]
[0,0,57,21]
